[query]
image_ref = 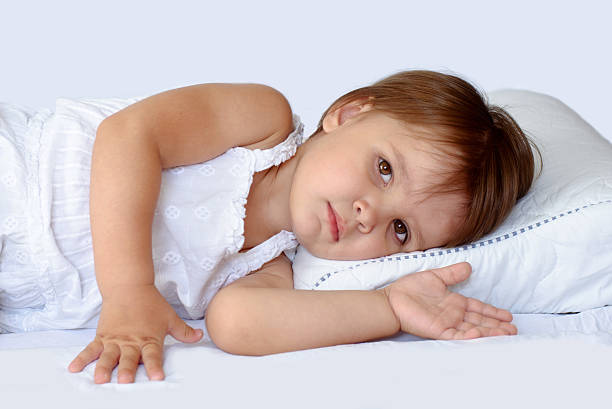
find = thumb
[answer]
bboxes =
[430,262,472,286]
[168,317,204,343]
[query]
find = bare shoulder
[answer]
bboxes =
[239,84,295,151]
[99,83,296,169]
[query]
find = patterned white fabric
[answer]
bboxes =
[0,97,304,332]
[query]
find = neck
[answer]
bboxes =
[242,130,320,250]
[242,146,302,249]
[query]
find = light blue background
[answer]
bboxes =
[2,0,610,141]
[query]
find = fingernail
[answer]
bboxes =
[118,374,132,384]
[94,374,108,384]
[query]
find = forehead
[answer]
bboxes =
[358,112,458,188]
[410,189,466,249]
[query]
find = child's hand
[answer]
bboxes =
[67,285,203,384]
[382,262,517,340]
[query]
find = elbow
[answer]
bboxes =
[205,289,263,356]
[204,291,236,353]
[95,113,148,143]
[95,116,114,139]
[94,115,126,143]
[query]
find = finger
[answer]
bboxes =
[117,344,141,384]
[141,342,165,381]
[457,321,476,333]
[472,322,517,337]
[430,262,472,287]
[68,338,104,373]
[440,327,481,340]
[470,322,517,335]
[461,326,485,339]
[460,313,518,335]
[168,317,204,344]
[480,327,510,337]
[466,298,513,322]
[438,327,459,340]
[500,321,518,335]
[94,343,120,384]
[443,322,517,340]
[464,312,506,329]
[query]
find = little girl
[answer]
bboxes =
[0,70,535,384]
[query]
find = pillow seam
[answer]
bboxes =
[311,199,612,289]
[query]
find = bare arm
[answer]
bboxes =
[88,117,161,294]
[92,83,293,293]
[68,83,295,383]
[206,258,517,356]
[206,255,400,355]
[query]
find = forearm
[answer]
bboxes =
[90,119,161,297]
[206,287,400,356]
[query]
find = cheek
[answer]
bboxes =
[309,145,360,188]
[317,235,390,261]
[340,238,388,259]
[291,208,320,244]
[288,173,322,241]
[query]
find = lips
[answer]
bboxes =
[327,202,341,242]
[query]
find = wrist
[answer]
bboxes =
[100,283,158,302]
[376,287,401,334]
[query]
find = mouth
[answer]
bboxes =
[327,202,341,242]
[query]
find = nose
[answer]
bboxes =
[353,199,376,234]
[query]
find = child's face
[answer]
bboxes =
[289,104,466,260]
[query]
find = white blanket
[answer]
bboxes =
[1,306,610,409]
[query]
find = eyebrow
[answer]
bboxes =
[390,143,409,188]
[388,143,426,250]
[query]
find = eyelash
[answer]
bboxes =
[377,158,410,245]
[378,158,392,185]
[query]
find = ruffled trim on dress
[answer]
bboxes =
[222,114,305,256]
[251,114,305,172]
[22,108,57,331]
[186,115,304,318]
[223,230,299,287]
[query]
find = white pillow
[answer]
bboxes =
[292,90,612,314]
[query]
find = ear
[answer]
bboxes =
[322,98,374,133]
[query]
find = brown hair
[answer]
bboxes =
[314,70,541,247]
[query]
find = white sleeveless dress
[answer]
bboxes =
[0,97,304,332]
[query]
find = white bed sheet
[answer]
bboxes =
[1,307,611,409]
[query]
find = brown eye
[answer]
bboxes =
[393,219,409,244]
[378,158,392,183]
